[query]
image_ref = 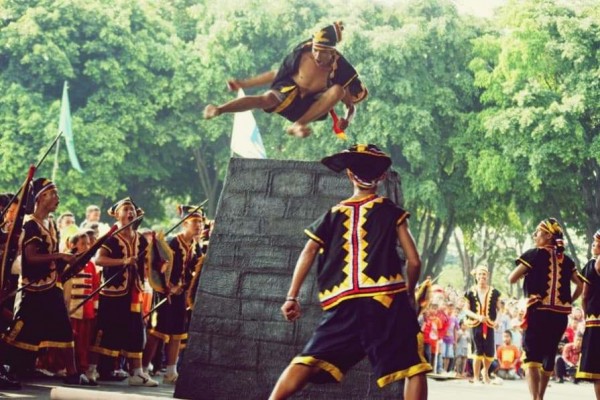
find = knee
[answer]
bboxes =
[328,84,346,100]
[261,92,280,109]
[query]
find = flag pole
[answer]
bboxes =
[51,134,61,182]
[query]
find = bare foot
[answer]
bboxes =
[286,123,311,138]
[203,105,221,119]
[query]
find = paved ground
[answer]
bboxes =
[428,377,591,400]
[0,375,591,399]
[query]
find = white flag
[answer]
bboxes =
[230,89,267,159]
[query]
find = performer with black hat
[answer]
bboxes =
[575,229,600,399]
[142,204,204,384]
[509,218,583,400]
[204,21,368,138]
[269,144,430,400]
[87,197,159,387]
[2,178,94,386]
[462,265,501,384]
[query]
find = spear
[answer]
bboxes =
[0,215,142,307]
[69,201,207,316]
[0,131,62,223]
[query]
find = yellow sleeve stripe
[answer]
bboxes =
[304,229,324,246]
[396,212,410,227]
[518,258,532,269]
[578,272,591,285]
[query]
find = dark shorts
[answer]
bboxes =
[148,292,187,342]
[292,293,432,388]
[576,324,600,380]
[90,294,145,359]
[265,79,329,123]
[522,309,567,373]
[4,286,74,352]
[471,324,495,359]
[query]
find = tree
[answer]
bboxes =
[466,0,600,261]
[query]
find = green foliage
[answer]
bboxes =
[1,0,598,278]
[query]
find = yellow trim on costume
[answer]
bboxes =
[4,338,39,352]
[417,332,428,364]
[292,356,343,382]
[273,87,298,113]
[39,340,74,349]
[149,329,171,343]
[172,333,188,341]
[130,303,142,313]
[90,345,120,358]
[372,294,394,308]
[522,361,543,369]
[342,73,358,88]
[321,287,407,311]
[23,236,43,247]
[377,363,432,388]
[121,350,142,360]
[576,371,600,380]
[518,258,533,269]
[100,244,112,254]
[304,229,324,246]
[396,212,409,227]
[578,272,591,285]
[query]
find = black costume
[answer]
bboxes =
[576,258,600,380]
[517,245,576,374]
[464,285,501,360]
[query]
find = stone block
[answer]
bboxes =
[271,170,315,197]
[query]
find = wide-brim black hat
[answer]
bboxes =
[321,144,392,181]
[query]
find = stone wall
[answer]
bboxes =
[175,158,405,400]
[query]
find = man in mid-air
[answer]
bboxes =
[203,22,368,138]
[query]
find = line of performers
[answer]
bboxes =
[0,177,211,389]
[458,219,600,399]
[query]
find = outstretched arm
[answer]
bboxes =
[397,221,421,295]
[228,71,277,90]
[281,239,320,322]
[508,264,528,284]
[337,91,356,130]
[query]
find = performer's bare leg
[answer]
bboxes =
[204,92,280,119]
[538,372,550,400]
[142,334,161,371]
[405,373,428,400]
[525,366,542,400]
[268,363,320,400]
[286,84,345,138]
[473,358,482,383]
[482,358,492,383]
[594,380,600,400]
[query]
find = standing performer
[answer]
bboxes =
[204,22,368,138]
[509,218,583,400]
[269,144,430,400]
[3,178,94,386]
[142,205,203,384]
[462,266,501,384]
[576,229,600,399]
[87,198,159,387]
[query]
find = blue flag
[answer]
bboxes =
[59,81,83,172]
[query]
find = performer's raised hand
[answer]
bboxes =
[281,298,301,322]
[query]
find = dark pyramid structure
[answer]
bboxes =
[175,158,405,400]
